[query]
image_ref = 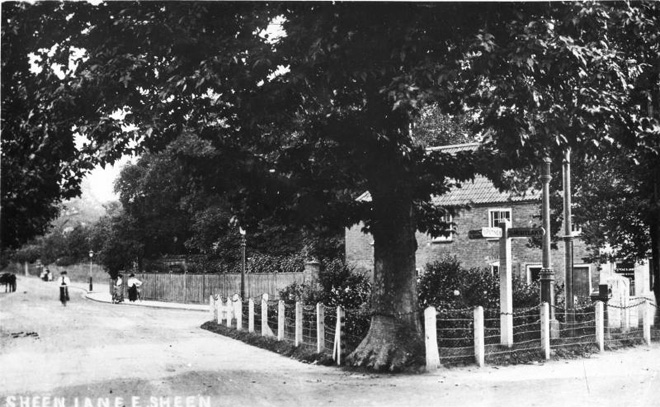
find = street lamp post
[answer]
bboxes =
[88,250,94,292]
[239,227,246,300]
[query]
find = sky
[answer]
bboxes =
[82,157,131,203]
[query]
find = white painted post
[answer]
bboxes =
[248,298,255,333]
[541,302,551,360]
[278,300,285,341]
[24,261,29,276]
[474,306,485,368]
[499,219,513,347]
[643,300,652,345]
[424,307,440,371]
[236,298,243,331]
[333,306,344,365]
[595,301,604,352]
[261,298,268,336]
[209,295,215,320]
[295,301,303,346]
[317,303,325,353]
[226,298,232,328]
[215,297,223,325]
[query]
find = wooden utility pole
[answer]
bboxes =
[563,149,575,324]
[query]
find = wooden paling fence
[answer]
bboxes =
[113,271,315,304]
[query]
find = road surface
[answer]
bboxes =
[1,275,659,407]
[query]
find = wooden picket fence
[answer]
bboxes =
[113,271,315,304]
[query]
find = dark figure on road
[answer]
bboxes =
[0,273,17,292]
[59,271,70,306]
[127,273,142,302]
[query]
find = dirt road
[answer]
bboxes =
[1,275,659,407]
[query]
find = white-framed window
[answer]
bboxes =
[526,264,543,283]
[431,213,454,243]
[489,208,512,228]
[489,261,499,277]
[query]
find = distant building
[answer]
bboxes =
[345,143,599,301]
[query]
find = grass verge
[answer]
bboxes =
[201,321,335,366]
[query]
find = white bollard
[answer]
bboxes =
[317,303,325,353]
[278,300,285,341]
[595,301,604,352]
[541,302,551,360]
[295,302,303,346]
[643,300,651,345]
[474,306,485,368]
[215,297,224,325]
[424,307,440,371]
[226,298,232,328]
[248,298,255,333]
[236,296,243,331]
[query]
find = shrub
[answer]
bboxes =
[418,256,499,310]
[419,255,550,310]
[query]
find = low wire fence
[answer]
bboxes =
[207,295,657,369]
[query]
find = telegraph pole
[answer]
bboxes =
[563,149,575,324]
[540,157,556,319]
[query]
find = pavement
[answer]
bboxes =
[82,286,209,312]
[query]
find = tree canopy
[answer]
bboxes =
[2,1,658,370]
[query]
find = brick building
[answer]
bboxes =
[345,143,599,301]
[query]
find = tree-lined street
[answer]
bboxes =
[1,276,659,406]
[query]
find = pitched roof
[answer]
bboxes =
[357,143,541,206]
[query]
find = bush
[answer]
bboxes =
[418,255,548,310]
[418,256,499,310]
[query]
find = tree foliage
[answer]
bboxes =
[3,1,659,370]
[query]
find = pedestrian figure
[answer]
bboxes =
[59,271,70,306]
[113,274,124,304]
[127,273,142,302]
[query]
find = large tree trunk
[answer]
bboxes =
[346,192,425,371]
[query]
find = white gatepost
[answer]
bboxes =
[215,297,227,325]
[499,219,513,347]
[295,302,303,346]
[541,302,551,360]
[226,298,232,328]
[261,297,269,336]
[236,297,243,331]
[643,299,652,345]
[278,300,285,341]
[333,306,344,365]
[424,307,440,371]
[317,303,325,353]
[595,301,604,352]
[248,298,255,333]
[474,306,485,368]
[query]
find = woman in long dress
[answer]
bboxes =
[127,273,142,302]
[59,271,70,306]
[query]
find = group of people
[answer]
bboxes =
[113,273,142,303]
[52,270,142,306]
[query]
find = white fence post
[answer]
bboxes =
[215,296,227,325]
[236,298,243,331]
[474,306,485,368]
[261,297,268,336]
[248,298,254,333]
[595,301,604,352]
[209,295,215,320]
[643,299,652,345]
[295,301,303,346]
[317,303,325,353]
[424,307,440,371]
[226,298,232,328]
[278,300,285,341]
[541,302,550,360]
[333,306,344,365]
